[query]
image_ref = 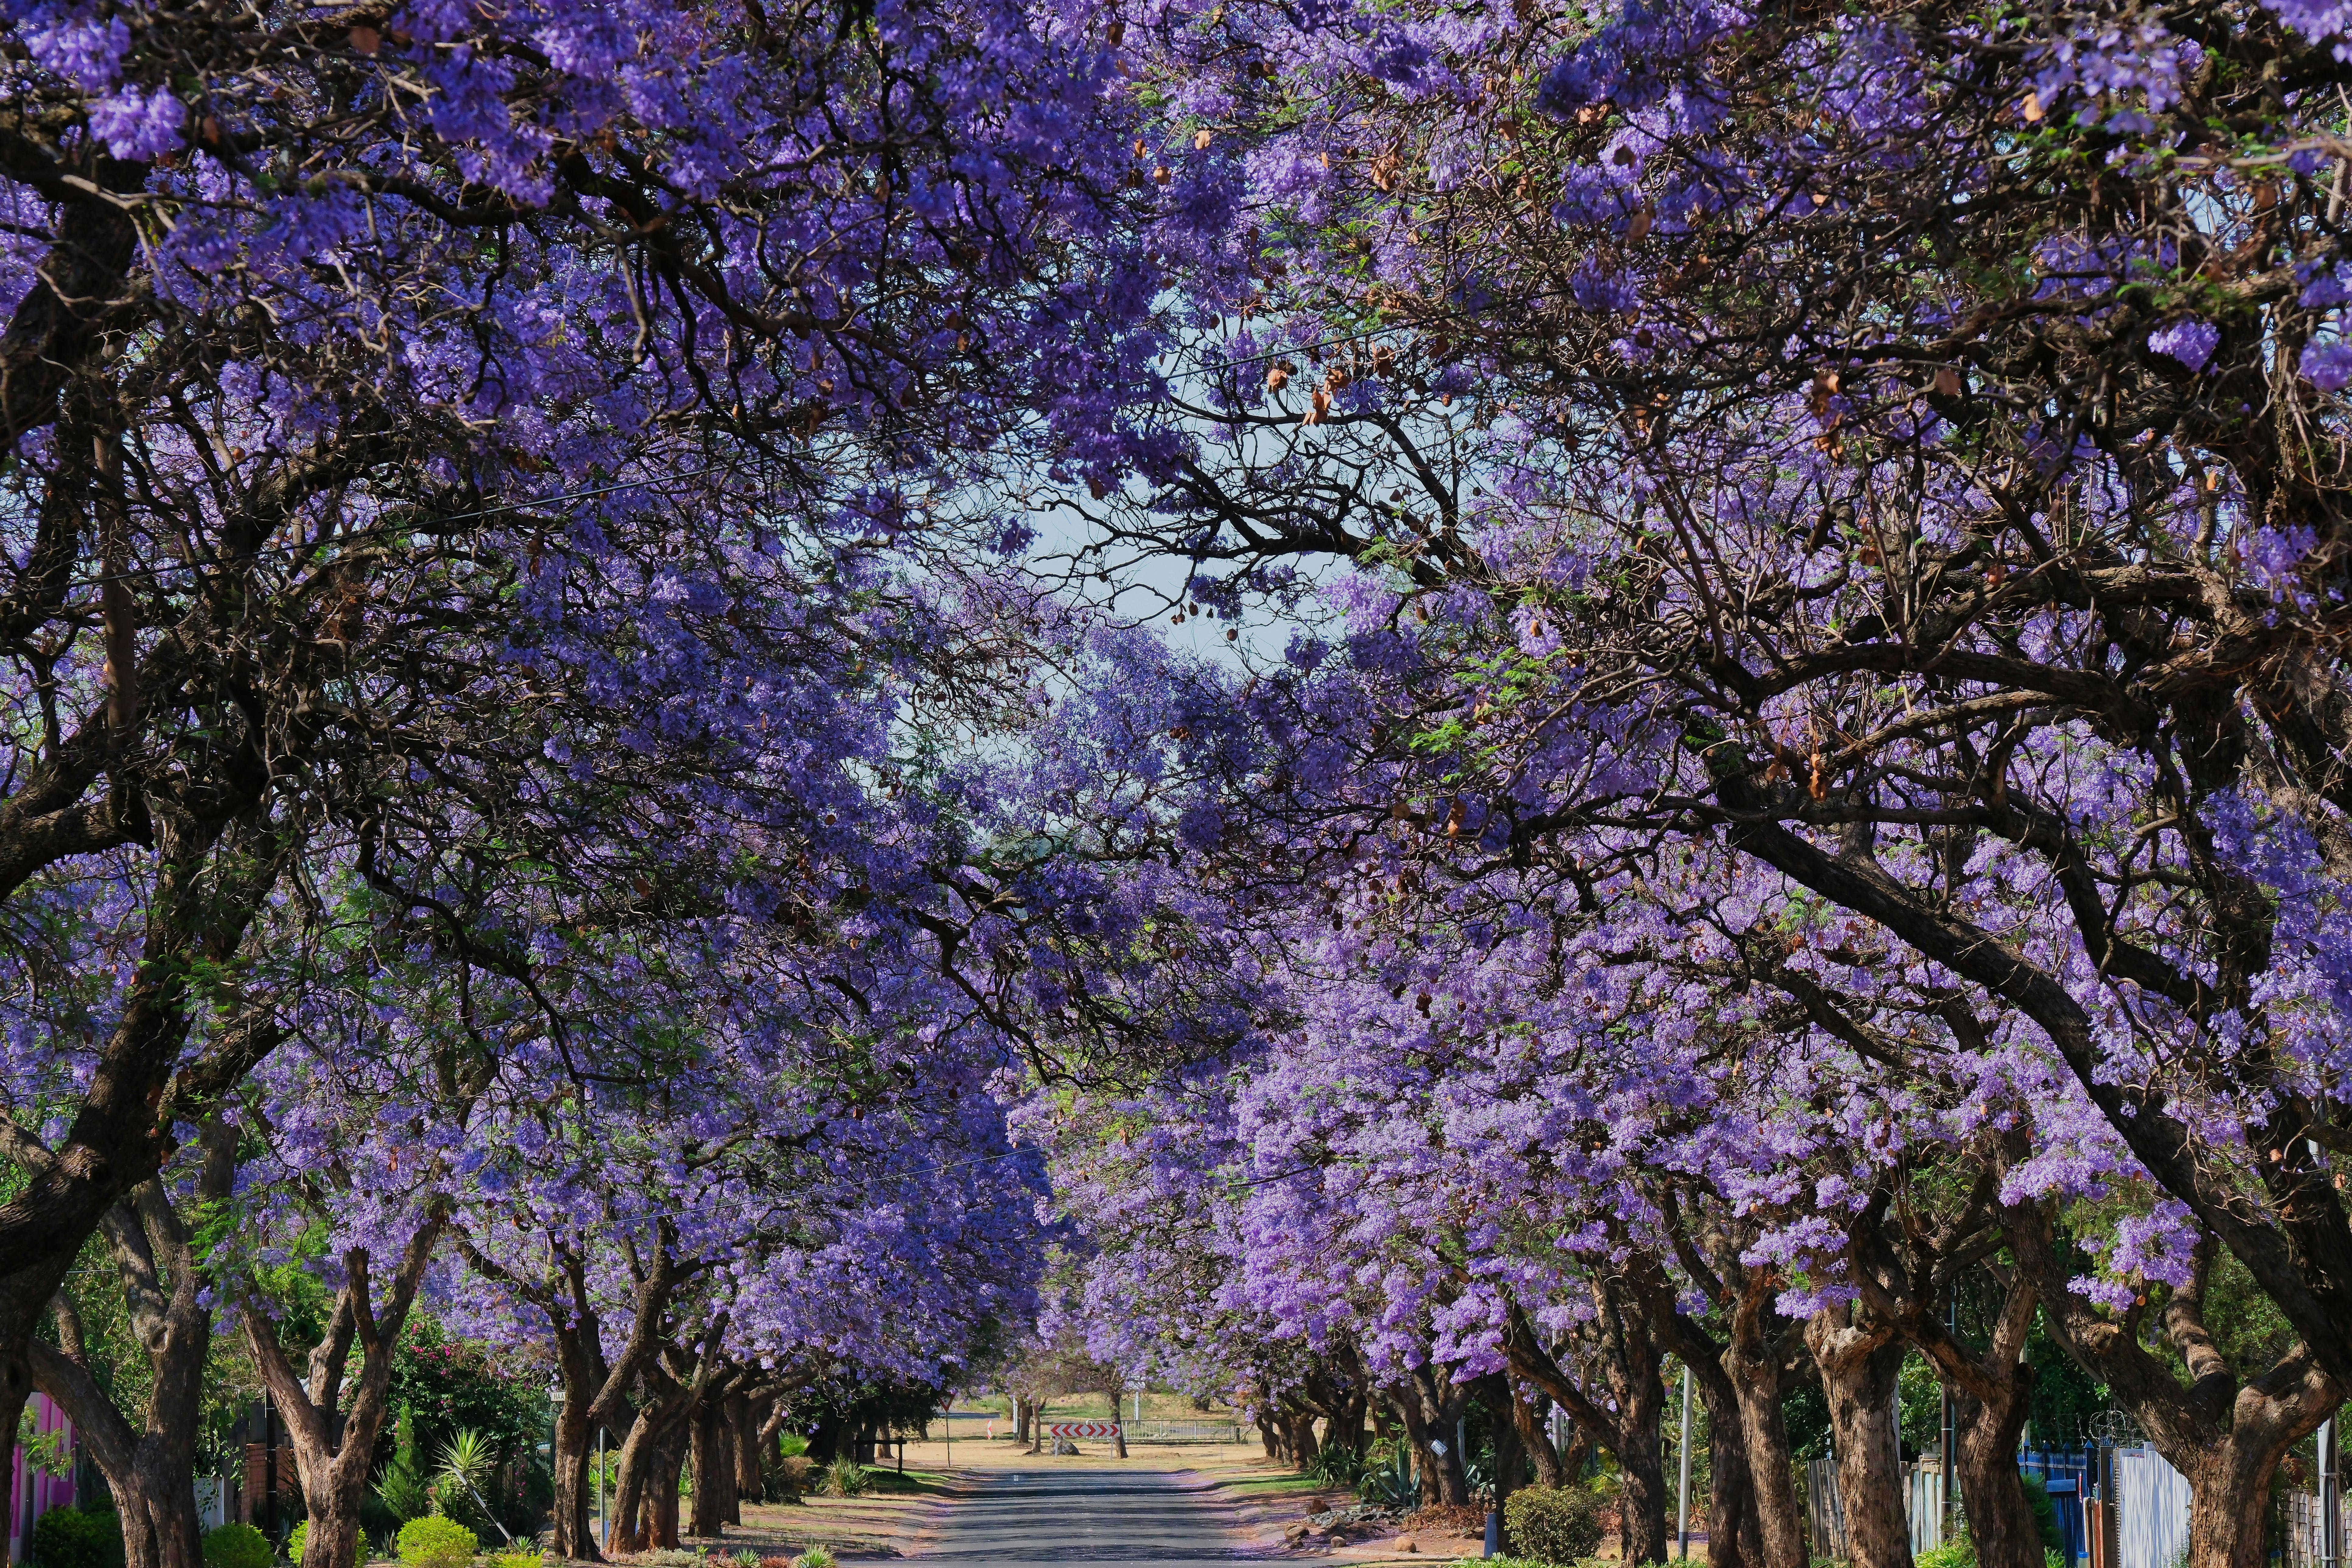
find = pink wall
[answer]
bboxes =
[7,1393,76,1563]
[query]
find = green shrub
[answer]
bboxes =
[817,1458,869,1498]
[2020,1477,2065,1555]
[395,1515,478,1568]
[488,1552,540,1568]
[1307,1447,1366,1488]
[1505,1485,1604,1565]
[799,1548,837,1568]
[201,1524,275,1568]
[1917,1537,1976,1568]
[378,1406,429,1524]
[33,1507,126,1568]
[777,1433,809,1458]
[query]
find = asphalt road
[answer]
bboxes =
[912,1468,1251,1568]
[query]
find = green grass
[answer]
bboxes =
[1215,1474,1331,1496]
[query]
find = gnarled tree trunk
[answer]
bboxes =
[244,1217,448,1568]
[1722,1278,1808,1568]
[1807,1305,1912,1568]
[27,1127,236,1568]
[2009,1205,2343,1568]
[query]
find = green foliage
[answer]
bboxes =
[289,1522,308,1563]
[2020,1476,2065,1554]
[377,1405,430,1523]
[16,1412,72,1478]
[1781,1382,1831,1461]
[1916,1535,1976,1568]
[818,1457,870,1497]
[1357,1444,1416,1508]
[1505,1484,1605,1565]
[395,1514,478,1568]
[33,1507,126,1568]
[798,1548,837,1568]
[488,1552,541,1568]
[384,1320,543,1494]
[1307,1446,1366,1487]
[777,1432,808,1458]
[201,1524,275,1568]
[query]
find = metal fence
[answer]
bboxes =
[1808,1444,2175,1568]
[1124,1420,1249,1444]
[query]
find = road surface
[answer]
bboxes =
[913,1468,1251,1568]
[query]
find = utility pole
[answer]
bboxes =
[1676,1364,1695,1560]
[2322,1409,2340,1568]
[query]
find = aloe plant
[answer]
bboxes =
[434,1430,514,1544]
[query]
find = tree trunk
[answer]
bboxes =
[1503,1284,1669,1564]
[1807,1306,1912,1568]
[1697,1368,1759,1568]
[25,1134,235,1568]
[650,1429,686,1550]
[1484,1377,1527,1512]
[1400,1370,1472,1506]
[611,1393,689,1552]
[1616,1371,1670,1565]
[689,1393,733,1537]
[2004,1202,2344,1568]
[25,1348,208,1568]
[1284,1407,1322,1466]
[1509,1388,1570,1490]
[0,819,274,1510]
[1257,1411,1282,1461]
[552,1410,600,1565]
[732,1392,768,1504]
[1724,1293,1808,1568]
[243,1216,448,1568]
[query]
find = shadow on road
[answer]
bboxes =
[911,1469,1263,1565]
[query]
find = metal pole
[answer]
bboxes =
[2322,1410,2340,1568]
[597,1427,606,1552]
[1941,1293,1958,1535]
[1676,1364,1696,1561]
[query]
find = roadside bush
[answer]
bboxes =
[1917,1540,1974,1568]
[34,1506,126,1568]
[768,1455,813,1500]
[1505,1485,1603,1565]
[1307,1447,1366,1488]
[800,1548,837,1568]
[288,1522,308,1563]
[201,1525,274,1568]
[395,1515,478,1568]
[817,1458,869,1498]
[487,1552,540,1568]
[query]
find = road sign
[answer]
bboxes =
[1045,1422,1121,1438]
